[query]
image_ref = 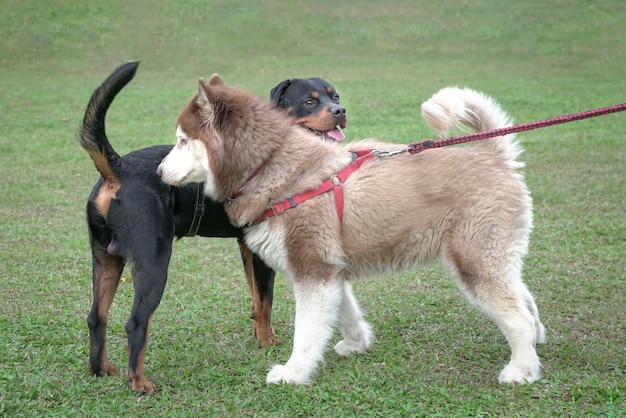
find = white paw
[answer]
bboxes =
[266,364,311,385]
[334,322,372,356]
[333,338,369,356]
[498,363,540,384]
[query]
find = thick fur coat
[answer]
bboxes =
[157,76,545,385]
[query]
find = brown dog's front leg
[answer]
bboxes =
[238,240,279,347]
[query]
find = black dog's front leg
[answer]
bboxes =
[238,239,279,347]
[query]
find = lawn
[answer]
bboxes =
[0,0,624,416]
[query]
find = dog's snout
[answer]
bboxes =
[330,105,346,118]
[156,164,163,177]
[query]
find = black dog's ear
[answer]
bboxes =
[270,79,291,108]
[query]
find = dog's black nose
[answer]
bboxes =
[330,105,346,118]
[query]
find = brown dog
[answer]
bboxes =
[157,76,545,385]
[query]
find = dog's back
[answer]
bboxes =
[339,88,531,278]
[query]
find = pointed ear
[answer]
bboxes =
[195,78,218,127]
[197,77,212,107]
[208,73,225,86]
[197,75,225,108]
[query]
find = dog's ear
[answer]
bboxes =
[196,78,220,126]
[269,79,291,108]
[197,75,226,107]
[197,77,232,131]
[197,78,212,107]
[208,73,225,86]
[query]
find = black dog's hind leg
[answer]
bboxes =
[87,249,125,377]
[238,240,279,346]
[108,198,175,395]
[86,200,125,378]
[125,250,171,395]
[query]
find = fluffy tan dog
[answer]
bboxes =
[157,77,545,385]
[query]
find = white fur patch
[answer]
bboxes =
[334,281,373,356]
[267,278,344,384]
[244,221,289,272]
[158,126,217,196]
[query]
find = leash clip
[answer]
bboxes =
[371,148,410,158]
[330,175,342,186]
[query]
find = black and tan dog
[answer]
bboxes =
[79,62,347,394]
[270,78,346,141]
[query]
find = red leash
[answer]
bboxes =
[404,102,626,155]
[259,101,626,222]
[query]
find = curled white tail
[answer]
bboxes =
[421,87,523,164]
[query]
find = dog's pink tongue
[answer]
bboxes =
[326,128,345,142]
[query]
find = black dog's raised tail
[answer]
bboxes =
[78,61,140,180]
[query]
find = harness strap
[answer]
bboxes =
[230,164,265,201]
[186,183,206,236]
[258,150,374,222]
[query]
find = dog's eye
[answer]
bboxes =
[334,95,340,103]
[304,99,315,107]
[179,138,188,146]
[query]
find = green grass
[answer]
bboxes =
[1,0,625,416]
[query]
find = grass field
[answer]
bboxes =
[1,0,624,416]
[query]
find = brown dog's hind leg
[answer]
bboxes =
[87,252,124,377]
[238,239,279,347]
[445,230,543,384]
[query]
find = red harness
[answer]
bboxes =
[258,149,374,223]
[245,100,626,223]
